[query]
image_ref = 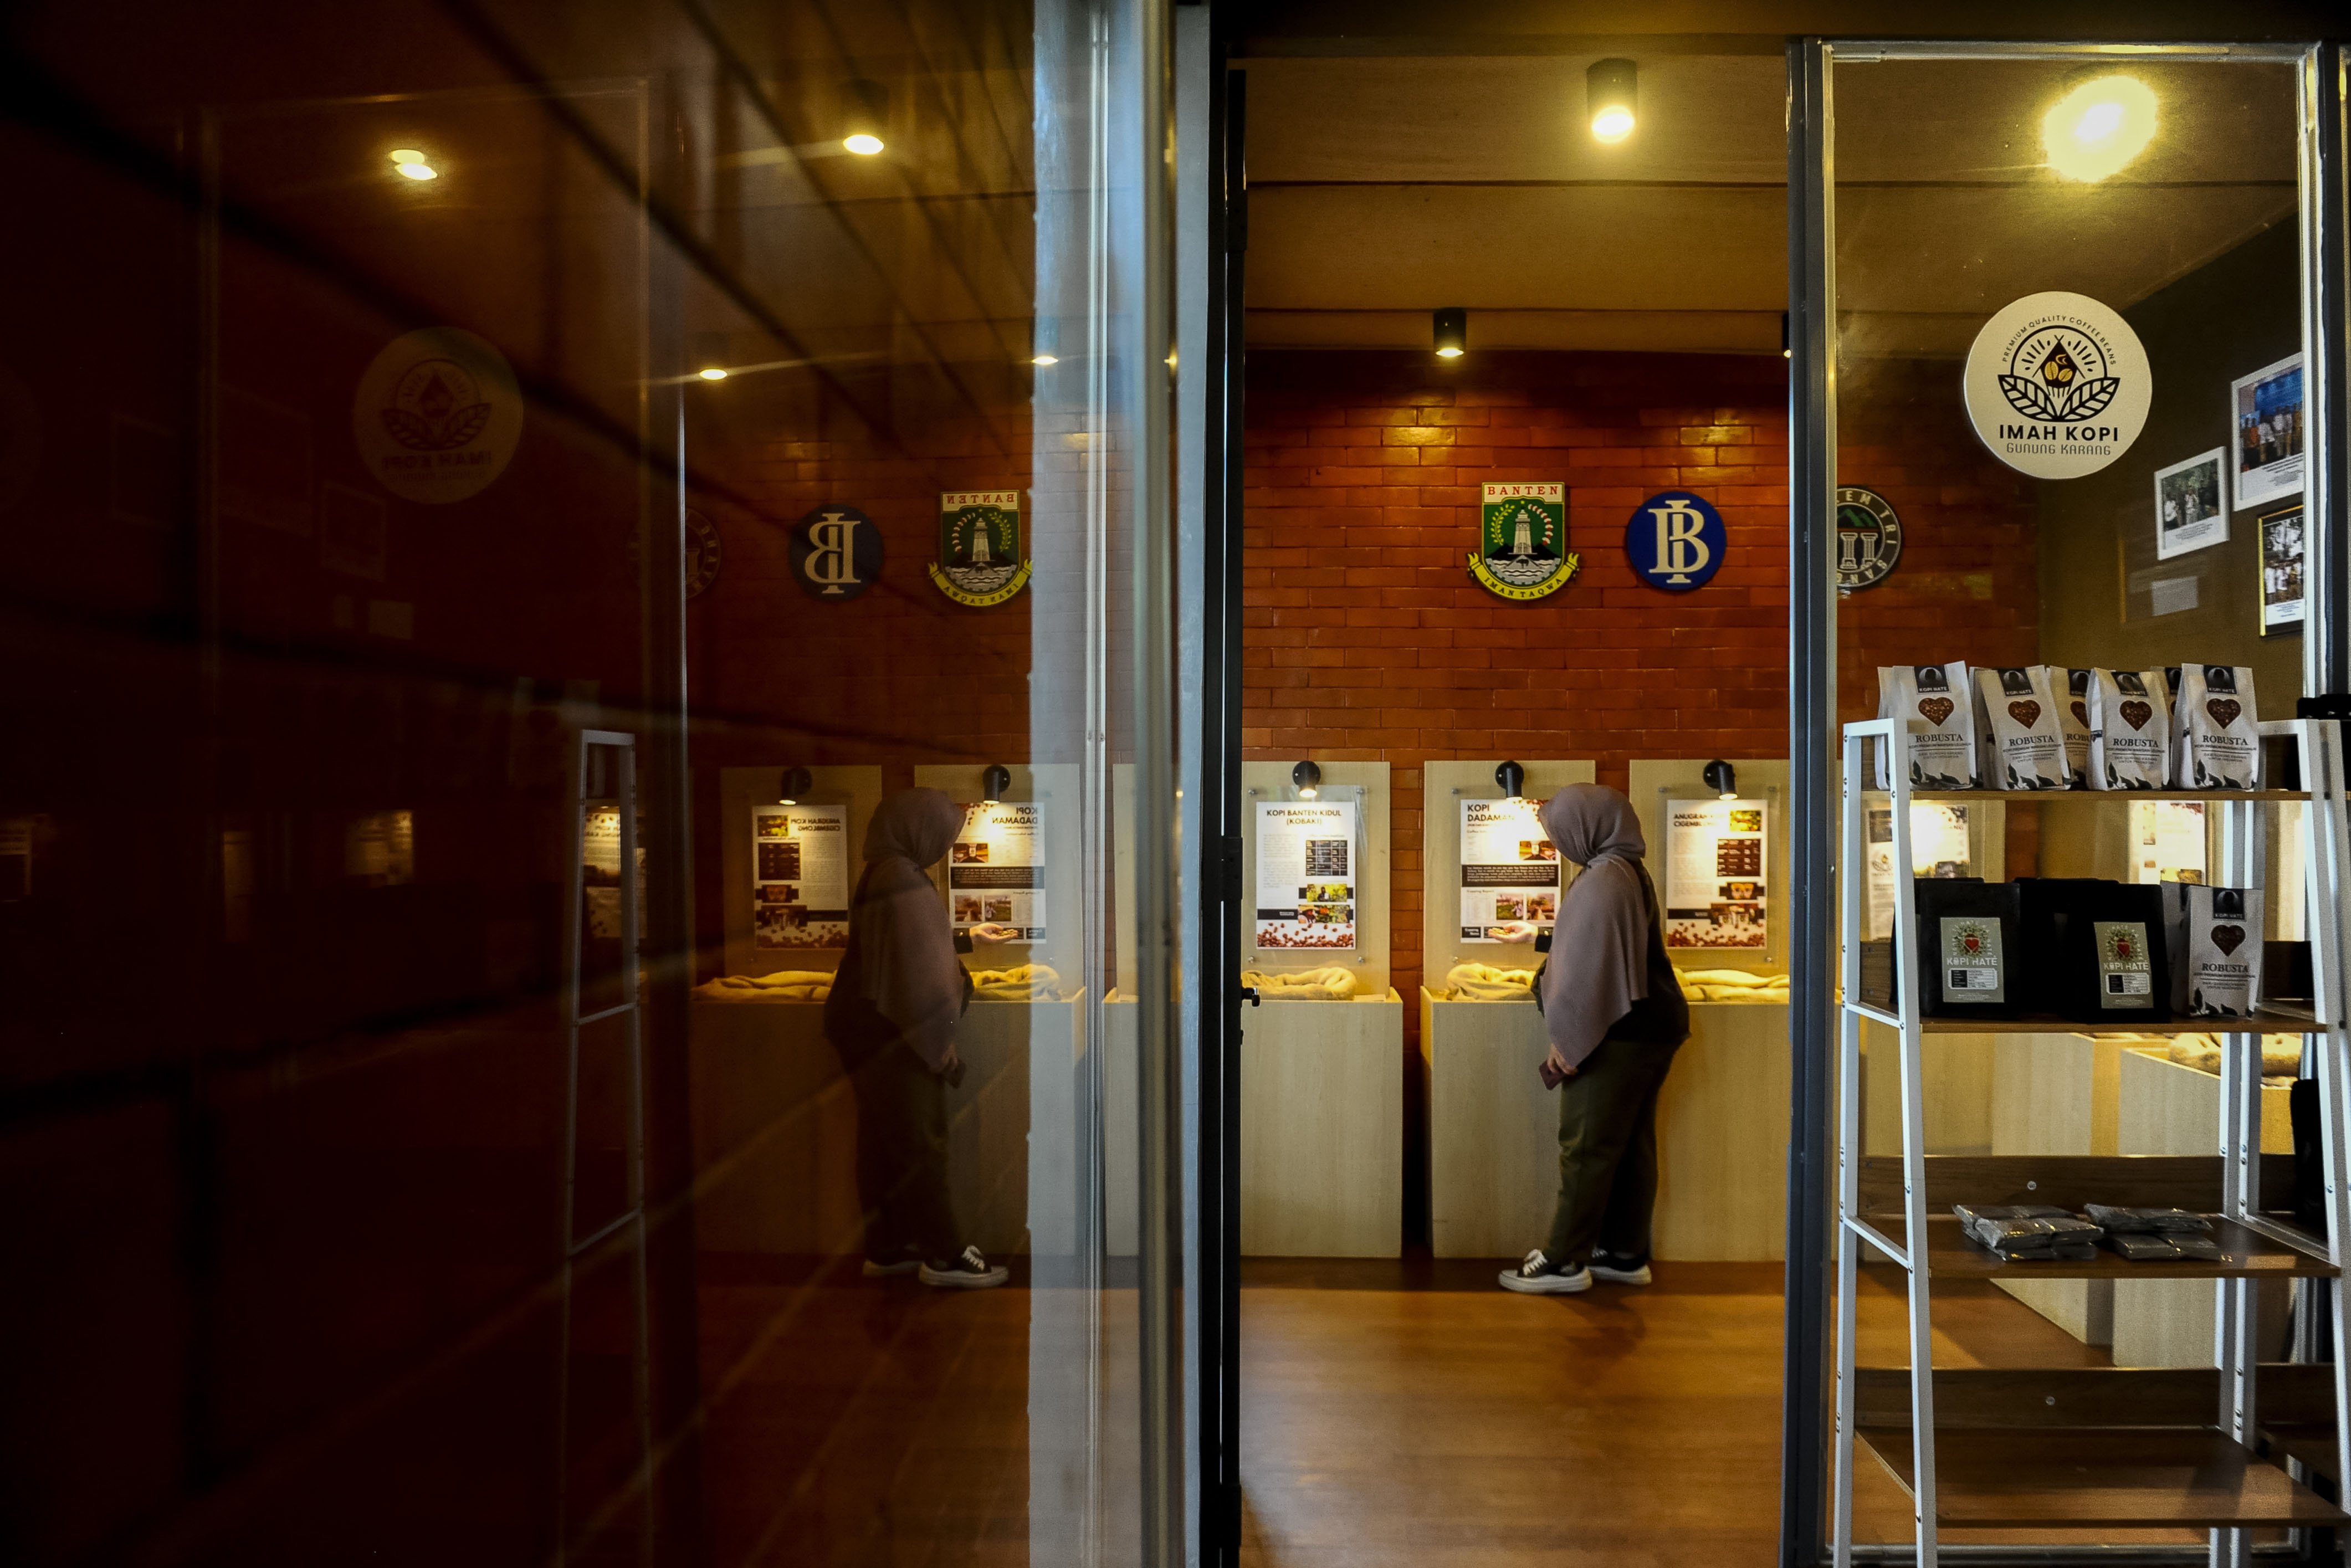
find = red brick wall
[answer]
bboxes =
[1242,348,2039,1031]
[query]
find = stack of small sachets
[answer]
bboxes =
[1951,1204,2103,1260]
[2083,1204,2225,1263]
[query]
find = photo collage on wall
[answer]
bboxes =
[750,803,849,949]
[1255,800,1357,950]
[2147,352,2303,627]
[1458,796,1560,942]
[948,802,1047,941]
[1663,798,1768,950]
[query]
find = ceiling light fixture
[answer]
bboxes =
[1587,59,1638,145]
[697,366,729,381]
[1495,760,1527,802]
[1292,760,1322,801]
[2043,75,2157,182]
[842,79,888,156]
[777,766,815,805]
[1432,306,1467,360]
[389,148,438,181]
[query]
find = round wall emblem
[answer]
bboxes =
[1835,486,1903,592]
[1961,291,2150,479]
[1467,481,1579,601]
[684,508,721,599]
[1623,490,1727,591]
[352,327,524,503]
[790,504,882,600]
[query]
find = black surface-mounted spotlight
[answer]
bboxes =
[1432,307,1467,361]
[778,766,815,805]
[1587,58,1637,143]
[1781,311,1792,360]
[981,764,1013,805]
[1703,759,1738,800]
[1495,760,1527,801]
[1292,760,1322,800]
[842,79,888,155]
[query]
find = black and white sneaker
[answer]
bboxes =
[919,1245,1010,1289]
[1588,1249,1653,1286]
[1498,1248,1591,1294]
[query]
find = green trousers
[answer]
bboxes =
[1541,1036,1682,1265]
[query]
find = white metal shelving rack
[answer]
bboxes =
[1832,716,2351,1567]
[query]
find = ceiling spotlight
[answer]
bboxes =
[1432,307,1467,360]
[1292,760,1322,801]
[2043,75,2157,182]
[389,148,438,181]
[842,79,888,156]
[1587,59,1638,144]
[1703,759,1738,801]
[1032,353,1059,367]
[1495,760,1526,802]
[981,764,1012,806]
[777,766,815,805]
[697,366,729,381]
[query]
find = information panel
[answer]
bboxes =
[1255,800,1357,950]
[949,802,1047,940]
[1662,797,1768,950]
[1458,797,1560,942]
[1865,802,1972,941]
[750,803,849,949]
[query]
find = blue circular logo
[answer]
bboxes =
[1623,490,1727,592]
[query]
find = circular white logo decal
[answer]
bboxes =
[352,327,524,503]
[1962,291,2149,480]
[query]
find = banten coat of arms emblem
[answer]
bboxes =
[1468,481,1577,601]
[930,490,1031,607]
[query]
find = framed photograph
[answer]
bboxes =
[2259,504,2305,637]
[2230,353,2304,510]
[2153,447,2227,561]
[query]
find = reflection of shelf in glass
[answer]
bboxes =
[1844,1001,2318,1038]
[1861,1213,2335,1280]
[1894,789,2310,803]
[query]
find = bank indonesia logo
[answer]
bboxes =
[1834,486,1903,592]
[790,504,882,601]
[1623,490,1726,592]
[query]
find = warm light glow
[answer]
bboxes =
[1031,353,1059,366]
[2043,76,2157,182]
[843,132,885,156]
[389,148,426,164]
[1719,790,1738,801]
[698,367,729,381]
[1435,345,1464,360]
[1298,786,1318,801]
[390,148,438,181]
[1590,106,1635,143]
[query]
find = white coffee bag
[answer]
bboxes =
[2174,883,2265,1018]
[1876,664,1978,790]
[2088,668,2171,790]
[1973,666,2067,791]
[2045,667,2092,788]
[2173,665,2261,790]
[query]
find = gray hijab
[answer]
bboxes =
[1536,785,1657,1076]
[842,788,967,1069]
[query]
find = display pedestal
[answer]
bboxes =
[1420,993,1792,1260]
[1241,992,1403,1258]
[1102,993,1140,1258]
[2112,1047,2293,1367]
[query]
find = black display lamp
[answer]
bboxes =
[1703,759,1738,800]
[1432,307,1467,360]
[1495,760,1526,802]
[1292,760,1322,800]
[842,79,888,155]
[777,766,815,805]
[981,764,1013,805]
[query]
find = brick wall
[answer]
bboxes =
[1242,348,2039,1036]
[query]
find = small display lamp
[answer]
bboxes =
[1292,760,1322,800]
[1781,312,1791,360]
[1587,59,1638,144]
[1495,760,1527,802]
[1432,307,1467,360]
[842,80,888,156]
[777,766,815,805]
[1703,759,1738,800]
[981,764,1013,806]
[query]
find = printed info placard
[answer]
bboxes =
[1458,797,1561,942]
[949,802,1047,940]
[1663,797,1768,950]
[750,803,849,949]
[1255,800,1356,950]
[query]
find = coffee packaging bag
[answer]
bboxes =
[2087,668,2171,790]
[1876,663,1978,790]
[2173,665,2261,790]
[1973,666,2068,791]
[2168,882,2265,1017]
[2045,667,2092,788]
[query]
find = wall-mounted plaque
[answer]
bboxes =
[684,508,721,599]
[2230,355,2303,511]
[1457,796,1559,943]
[1254,800,1357,950]
[1623,490,1727,591]
[789,504,881,600]
[930,490,1032,606]
[2259,504,2304,637]
[1662,796,1768,951]
[949,801,1047,940]
[1835,486,1903,592]
[1467,481,1577,601]
[750,803,849,947]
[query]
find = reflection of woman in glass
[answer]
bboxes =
[1492,785,1691,1294]
[823,788,1010,1288]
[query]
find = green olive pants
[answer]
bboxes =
[1541,1036,1682,1265]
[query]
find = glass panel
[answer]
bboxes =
[0,3,1177,1565]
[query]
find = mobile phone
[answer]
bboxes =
[1539,1059,1566,1089]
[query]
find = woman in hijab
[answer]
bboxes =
[1497,783,1689,1295]
[823,787,1007,1288]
